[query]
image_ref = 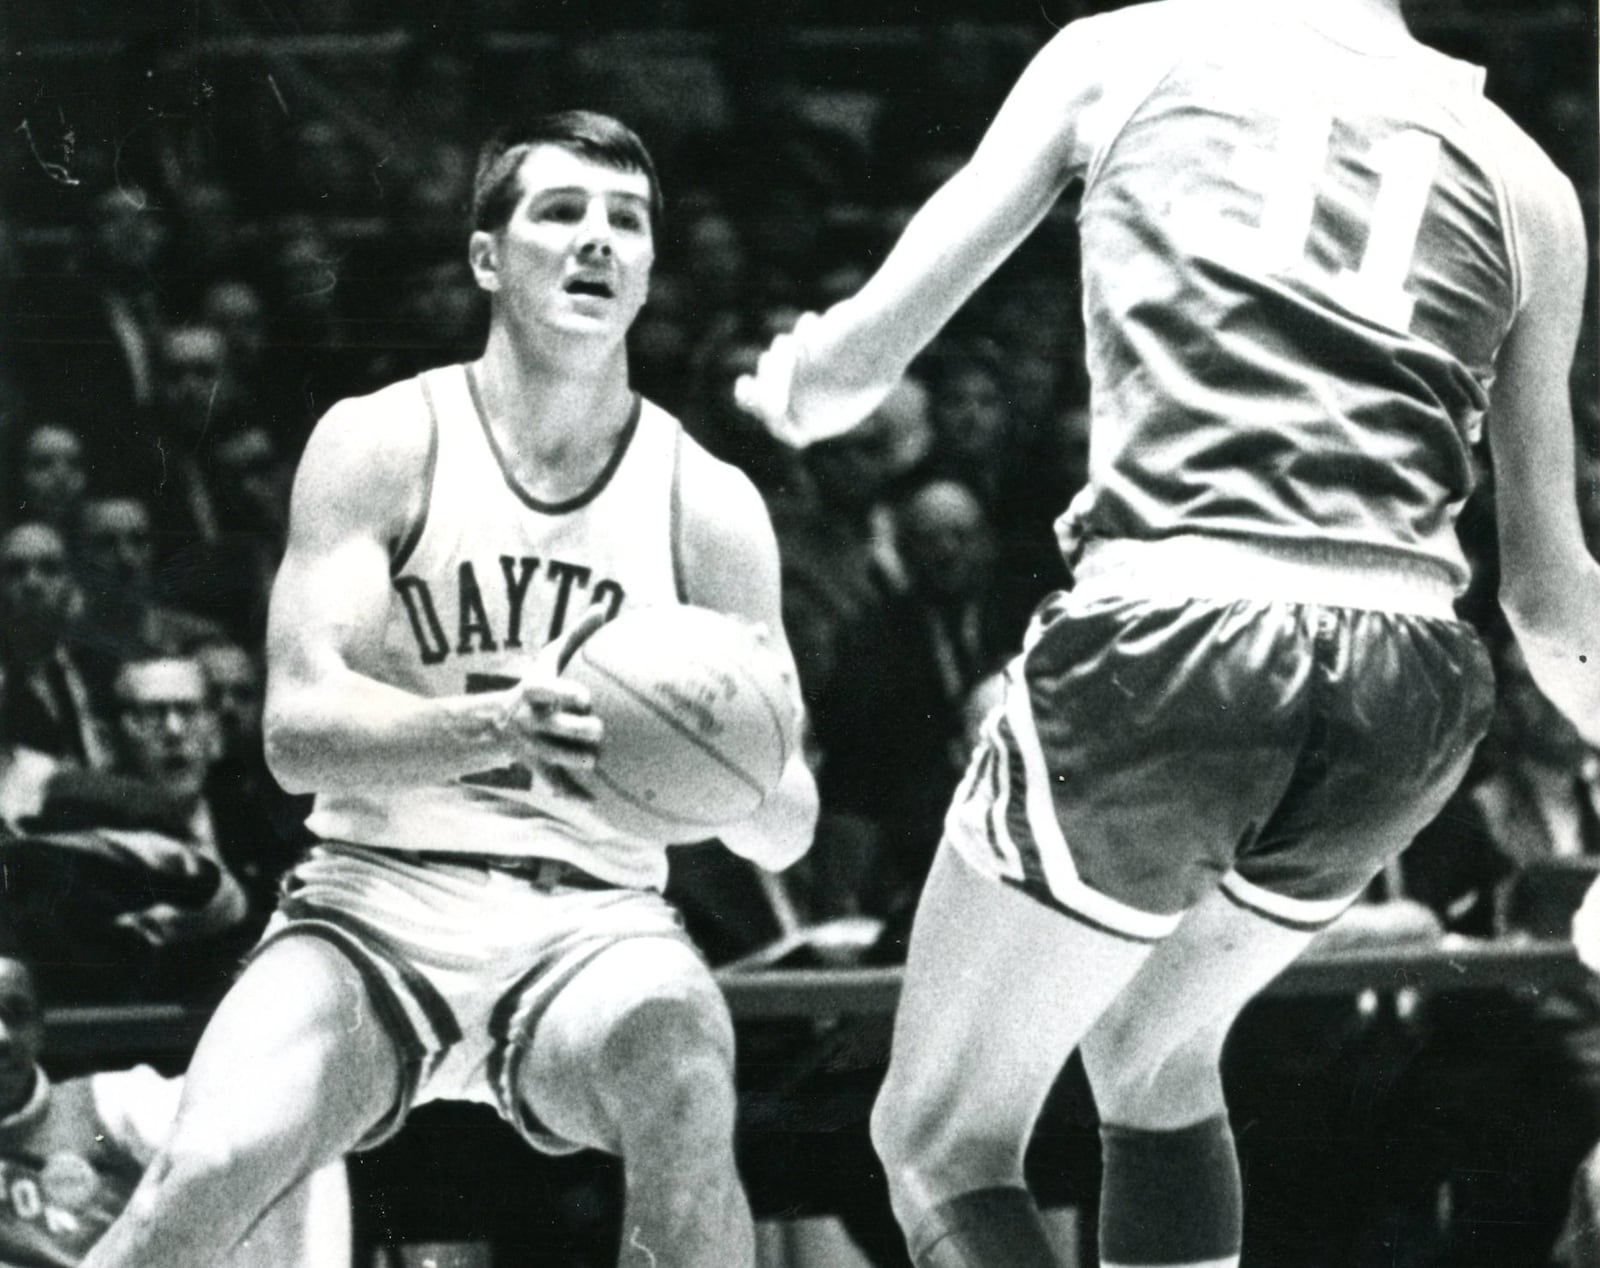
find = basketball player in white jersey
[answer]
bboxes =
[738,1,1598,1264]
[83,111,818,1268]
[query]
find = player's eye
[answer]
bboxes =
[611,208,646,233]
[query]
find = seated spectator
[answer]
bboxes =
[71,496,226,697]
[4,655,264,1006]
[15,187,170,432]
[102,656,258,992]
[0,952,349,1265]
[0,524,109,770]
[13,423,89,535]
[812,477,1009,928]
[775,378,931,651]
[126,324,240,547]
[196,641,311,908]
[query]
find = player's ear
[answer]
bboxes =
[468,230,501,294]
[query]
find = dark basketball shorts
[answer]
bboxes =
[254,842,694,1154]
[945,537,1496,940]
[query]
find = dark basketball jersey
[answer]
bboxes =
[1063,0,1564,589]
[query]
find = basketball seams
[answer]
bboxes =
[578,648,771,798]
[587,764,743,829]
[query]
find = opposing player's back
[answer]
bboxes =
[1071,0,1554,587]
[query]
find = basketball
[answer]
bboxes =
[562,604,796,843]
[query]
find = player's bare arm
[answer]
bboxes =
[676,439,819,870]
[1487,153,1600,745]
[263,396,601,794]
[736,18,1106,446]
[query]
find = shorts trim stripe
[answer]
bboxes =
[488,938,624,1153]
[998,876,1165,945]
[1002,669,1182,941]
[252,921,429,1150]
[1219,872,1358,931]
[281,897,464,1053]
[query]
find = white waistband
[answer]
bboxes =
[1071,536,1459,619]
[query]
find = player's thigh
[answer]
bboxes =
[168,932,404,1178]
[516,934,735,1154]
[1080,887,1318,1128]
[875,841,1152,1155]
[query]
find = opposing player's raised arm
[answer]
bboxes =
[676,440,819,870]
[263,401,599,794]
[736,19,1105,446]
[1488,159,1600,745]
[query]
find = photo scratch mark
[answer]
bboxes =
[14,119,80,186]
[628,1225,658,1267]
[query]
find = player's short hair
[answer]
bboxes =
[471,111,663,237]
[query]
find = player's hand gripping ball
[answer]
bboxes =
[561,605,797,843]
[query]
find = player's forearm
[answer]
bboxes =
[1502,559,1600,745]
[794,162,1061,420]
[720,756,819,873]
[264,668,516,794]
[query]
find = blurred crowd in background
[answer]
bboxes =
[1,3,1598,1263]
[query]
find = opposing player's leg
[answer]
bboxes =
[82,934,402,1267]
[513,934,751,1268]
[1078,887,1323,1268]
[870,840,1156,1268]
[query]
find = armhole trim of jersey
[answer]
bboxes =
[1485,112,1528,331]
[669,422,689,604]
[1081,49,1188,196]
[390,375,440,576]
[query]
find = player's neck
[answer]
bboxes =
[472,328,635,490]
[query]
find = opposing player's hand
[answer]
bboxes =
[733,312,888,449]
[502,605,610,795]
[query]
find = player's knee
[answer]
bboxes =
[871,1081,1022,1205]
[1084,1026,1227,1128]
[598,981,737,1147]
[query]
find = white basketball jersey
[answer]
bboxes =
[306,363,686,888]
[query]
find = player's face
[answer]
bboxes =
[477,145,654,342]
[0,960,43,1115]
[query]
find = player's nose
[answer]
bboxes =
[575,202,614,258]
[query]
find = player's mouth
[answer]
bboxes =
[564,276,615,299]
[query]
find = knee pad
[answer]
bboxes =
[1100,1115,1242,1266]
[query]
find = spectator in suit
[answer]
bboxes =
[17,187,169,436]
[13,423,89,535]
[195,641,310,911]
[813,476,1007,926]
[103,656,257,994]
[6,654,262,1007]
[0,524,108,771]
[71,496,226,700]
